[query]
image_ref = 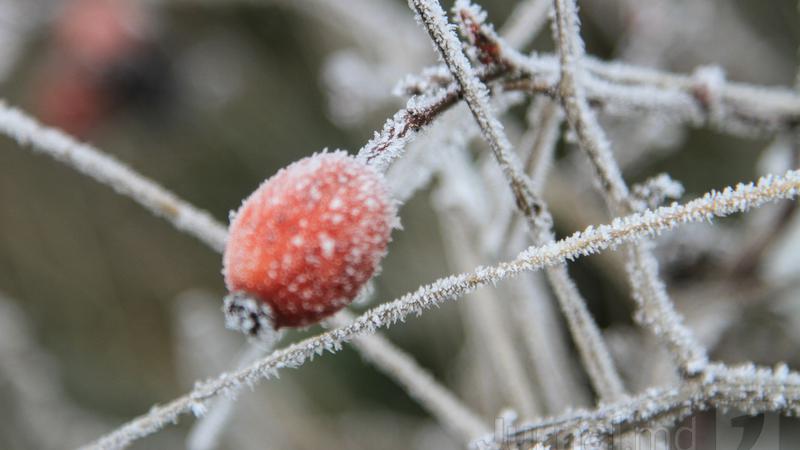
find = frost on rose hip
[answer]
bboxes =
[223,151,397,331]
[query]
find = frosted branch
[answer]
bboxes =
[520,98,563,194]
[550,0,708,376]
[510,275,589,413]
[0,294,108,448]
[498,0,551,50]
[186,341,279,450]
[416,0,624,401]
[330,311,491,441]
[355,65,505,173]
[472,363,800,449]
[550,0,630,207]
[0,102,228,252]
[407,0,520,197]
[81,169,800,449]
[439,212,541,417]
[397,52,800,138]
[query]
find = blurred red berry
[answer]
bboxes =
[54,0,147,66]
[32,0,171,138]
[33,65,111,138]
[223,151,397,329]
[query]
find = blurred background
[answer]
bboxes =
[0,0,799,449]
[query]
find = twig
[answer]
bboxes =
[498,0,551,49]
[186,341,280,450]
[355,65,504,173]
[509,100,588,413]
[472,363,800,449]
[411,0,625,401]
[0,102,228,252]
[510,274,590,413]
[80,168,800,449]
[549,0,630,208]
[407,0,518,201]
[397,48,800,138]
[522,98,564,194]
[330,311,491,441]
[490,99,587,413]
[439,211,541,418]
[481,98,562,254]
[0,294,108,449]
[550,0,708,376]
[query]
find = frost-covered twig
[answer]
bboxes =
[509,101,587,413]
[550,0,708,376]
[472,363,800,449]
[438,212,541,418]
[354,65,503,172]
[330,311,491,441]
[398,47,800,138]
[515,55,800,137]
[429,105,583,414]
[475,102,561,279]
[0,295,108,449]
[404,112,550,416]
[413,0,624,401]
[510,275,590,413]
[407,0,520,205]
[520,98,563,194]
[81,169,800,449]
[550,0,630,208]
[498,0,551,50]
[186,341,279,450]
[0,0,45,83]
[0,102,228,252]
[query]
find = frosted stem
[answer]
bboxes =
[186,341,278,450]
[412,0,625,401]
[439,213,541,418]
[330,311,491,441]
[498,0,552,49]
[473,363,800,449]
[0,102,228,252]
[510,275,589,413]
[550,0,709,376]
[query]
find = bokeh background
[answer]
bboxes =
[1,0,799,448]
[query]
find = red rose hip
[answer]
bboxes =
[223,151,396,334]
